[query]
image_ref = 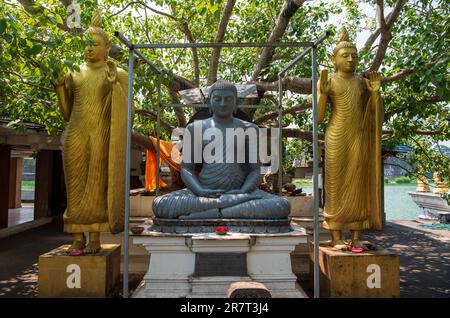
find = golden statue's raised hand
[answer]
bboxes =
[366,71,381,94]
[318,69,331,95]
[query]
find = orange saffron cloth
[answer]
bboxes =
[145,136,181,191]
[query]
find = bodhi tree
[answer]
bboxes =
[1,0,449,182]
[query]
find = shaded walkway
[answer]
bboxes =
[0,220,448,297]
[0,219,70,297]
[365,223,450,298]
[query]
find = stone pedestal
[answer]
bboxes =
[38,244,121,298]
[409,191,450,220]
[132,225,308,298]
[309,242,400,298]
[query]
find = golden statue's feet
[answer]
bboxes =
[351,240,373,250]
[83,241,101,254]
[331,240,349,251]
[68,240,86,252]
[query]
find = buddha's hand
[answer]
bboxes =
[106,60,117,84]
[318,69,331,95]
[366,71,381,94]
[197,188,226,198]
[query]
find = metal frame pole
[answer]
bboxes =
[278,76,283,194]
[155,81,161,196]
[123,48,134,298]
[311,46,320,299]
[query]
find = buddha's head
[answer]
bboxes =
[207,81,238,119]
[332,28,358,74]
[84,11,111,63]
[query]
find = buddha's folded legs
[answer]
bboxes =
[179,209,221,219]
[153,189,290,219]
[221,190,290,219]
[153,189,215,218]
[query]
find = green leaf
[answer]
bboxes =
[0,19,7,34]
[3,34,13,43]
[29,44,43,55]
[55,14,63,25]
[63,59,74,68]
[48,16,57,24]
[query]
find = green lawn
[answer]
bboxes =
[292,178,312,188]
[21,180,35,190]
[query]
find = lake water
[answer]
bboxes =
[300,184,419,220]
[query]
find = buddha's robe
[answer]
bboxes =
[322,74,383,231]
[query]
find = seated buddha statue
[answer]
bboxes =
[152,81,290,220]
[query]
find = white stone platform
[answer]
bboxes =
[132,224,308,298]
[409,191,450,220]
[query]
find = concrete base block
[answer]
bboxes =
[38,244,121,298]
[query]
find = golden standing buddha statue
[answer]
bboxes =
[433,172,449,194]
[54,12,128,253]
[416,175,430,192]
[318,28,384,250]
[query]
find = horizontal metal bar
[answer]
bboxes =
[162,104,281,109]
[114,31,163,75]
[134,42,314,49]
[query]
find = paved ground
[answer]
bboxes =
[0,219,448,297]
[365,222,450,297]
[0,219,71,297]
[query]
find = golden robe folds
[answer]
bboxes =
[61,61,128,234]
[322,74,383,231]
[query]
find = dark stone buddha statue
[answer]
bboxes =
[152,81,290,220]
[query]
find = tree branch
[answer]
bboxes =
[368,0,390,72]
[18,0,71,32]
[207,0,236,85]
[381,61,437,84]
[383,129,443,136]
[168,74,197,92]
[1,71,53,92]
[108,1,140,18]
[254,103,310,125]
[135,109,174,132]
[251,0,305,81]
[182,22,200,86]
[367,0,405,72]
[419,96,444,103]
[362,0,405,55]
[132,131,156,152]
[140,3,178,20]
[169,91,187,128]
[253,76,311,94]
[280,128,325,142]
